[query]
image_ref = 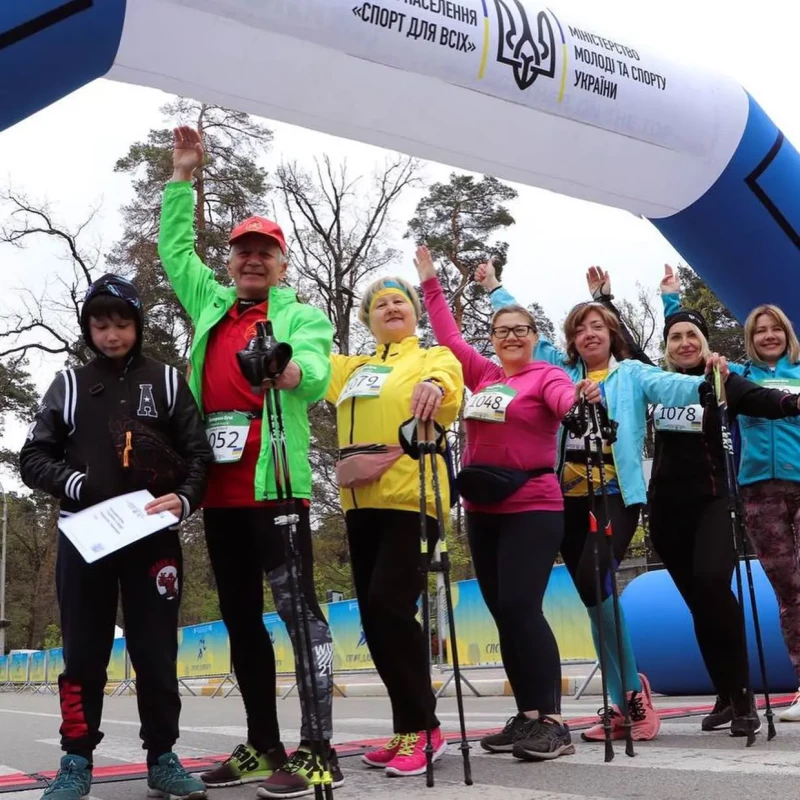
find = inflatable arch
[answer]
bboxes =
[1,0,799,324]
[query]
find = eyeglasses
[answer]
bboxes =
[491,325,535,339]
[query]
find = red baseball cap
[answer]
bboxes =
[229,216,287,253]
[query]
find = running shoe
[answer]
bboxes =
[480,712,533,753]
[384,728,447,777]
[701,695,733,731]
[200,743,287,787]
[41,755,92,800]
[257,747,344,797]
[147,753,207,799]
[512,717,576,762]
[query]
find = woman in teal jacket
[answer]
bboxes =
[661,266,800,723]
[476,262,707,743]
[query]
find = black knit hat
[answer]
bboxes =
[80,274,144,355]
[664,309,709,342]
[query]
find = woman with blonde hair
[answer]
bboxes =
[476,261,710,744]
[651,267,800,737]
[325,275,464,778]
[662,271,800,723]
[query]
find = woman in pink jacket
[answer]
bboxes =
[414,247,600,763]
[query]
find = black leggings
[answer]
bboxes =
[346,509,439,734]
[649,493,750,701]
[204,505,334,749]
[562,494,642,607]
[467,510,564,715]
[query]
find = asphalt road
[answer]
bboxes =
[1,690,799,799]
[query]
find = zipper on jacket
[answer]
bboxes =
[381,343,391,362]
[349,388,358,509]
[123,431,133,468]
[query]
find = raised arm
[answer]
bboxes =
[157,127,225,323]
[474,260,569,368]
[660,263,684,319]
[414,247,497,390]
[587,266,654,366]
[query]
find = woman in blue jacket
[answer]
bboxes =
[475,262,708,743]
[661,266,800,723]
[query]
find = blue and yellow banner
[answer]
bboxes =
[263,612,296,676]
[28,651,46,684]
[327,600,373,672]
[107,639,127,682]
[10,652,29,684]
[448,567,594,666]
[0,654,8,682]
[178,621,231,678]
[48,648,64,681]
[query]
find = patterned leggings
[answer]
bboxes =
[742,479,800,679]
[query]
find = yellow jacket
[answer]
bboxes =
[326,336,464,517]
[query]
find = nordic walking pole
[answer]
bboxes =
[713,366,776,743]
[416,419,436,788]
[582,400,615,763]
[590,403,635,758]
[266,384,334,800]
[424,419,473,786]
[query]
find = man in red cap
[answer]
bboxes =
[157,126,341,798]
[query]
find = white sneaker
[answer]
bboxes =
[779,690,800,722]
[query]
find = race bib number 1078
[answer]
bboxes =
[653,404,704,433]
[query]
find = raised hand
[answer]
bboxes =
[660,264,681,295]
[474,257,500,292]
[171,126,204,181]
[705,353,730,382]
[413,245,437,282]
[586,266,611,300]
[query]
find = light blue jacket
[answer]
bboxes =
[662,292,800,486]
[490,287,704,505]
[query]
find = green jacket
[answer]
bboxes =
[157,181,333,501]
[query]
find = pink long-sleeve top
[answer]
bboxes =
[422,277,576,513]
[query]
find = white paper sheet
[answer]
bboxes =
[58,490,180,564]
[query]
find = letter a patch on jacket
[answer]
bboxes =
[137,384,158,418]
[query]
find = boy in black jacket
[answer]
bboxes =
[20,274,213,800]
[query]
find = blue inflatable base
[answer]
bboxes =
[621,560,797,695]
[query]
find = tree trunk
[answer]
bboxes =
[27,517,59,649]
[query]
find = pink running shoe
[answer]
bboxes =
[580,707,626,742]
[384,728,447,777]
[629,673,661,740]
[362,735,405,768]
[581,674,661,742]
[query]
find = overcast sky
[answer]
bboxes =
[0,0,798,486]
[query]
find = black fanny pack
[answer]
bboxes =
[456,465,554,505]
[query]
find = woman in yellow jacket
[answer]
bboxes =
[326,277,463,778]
